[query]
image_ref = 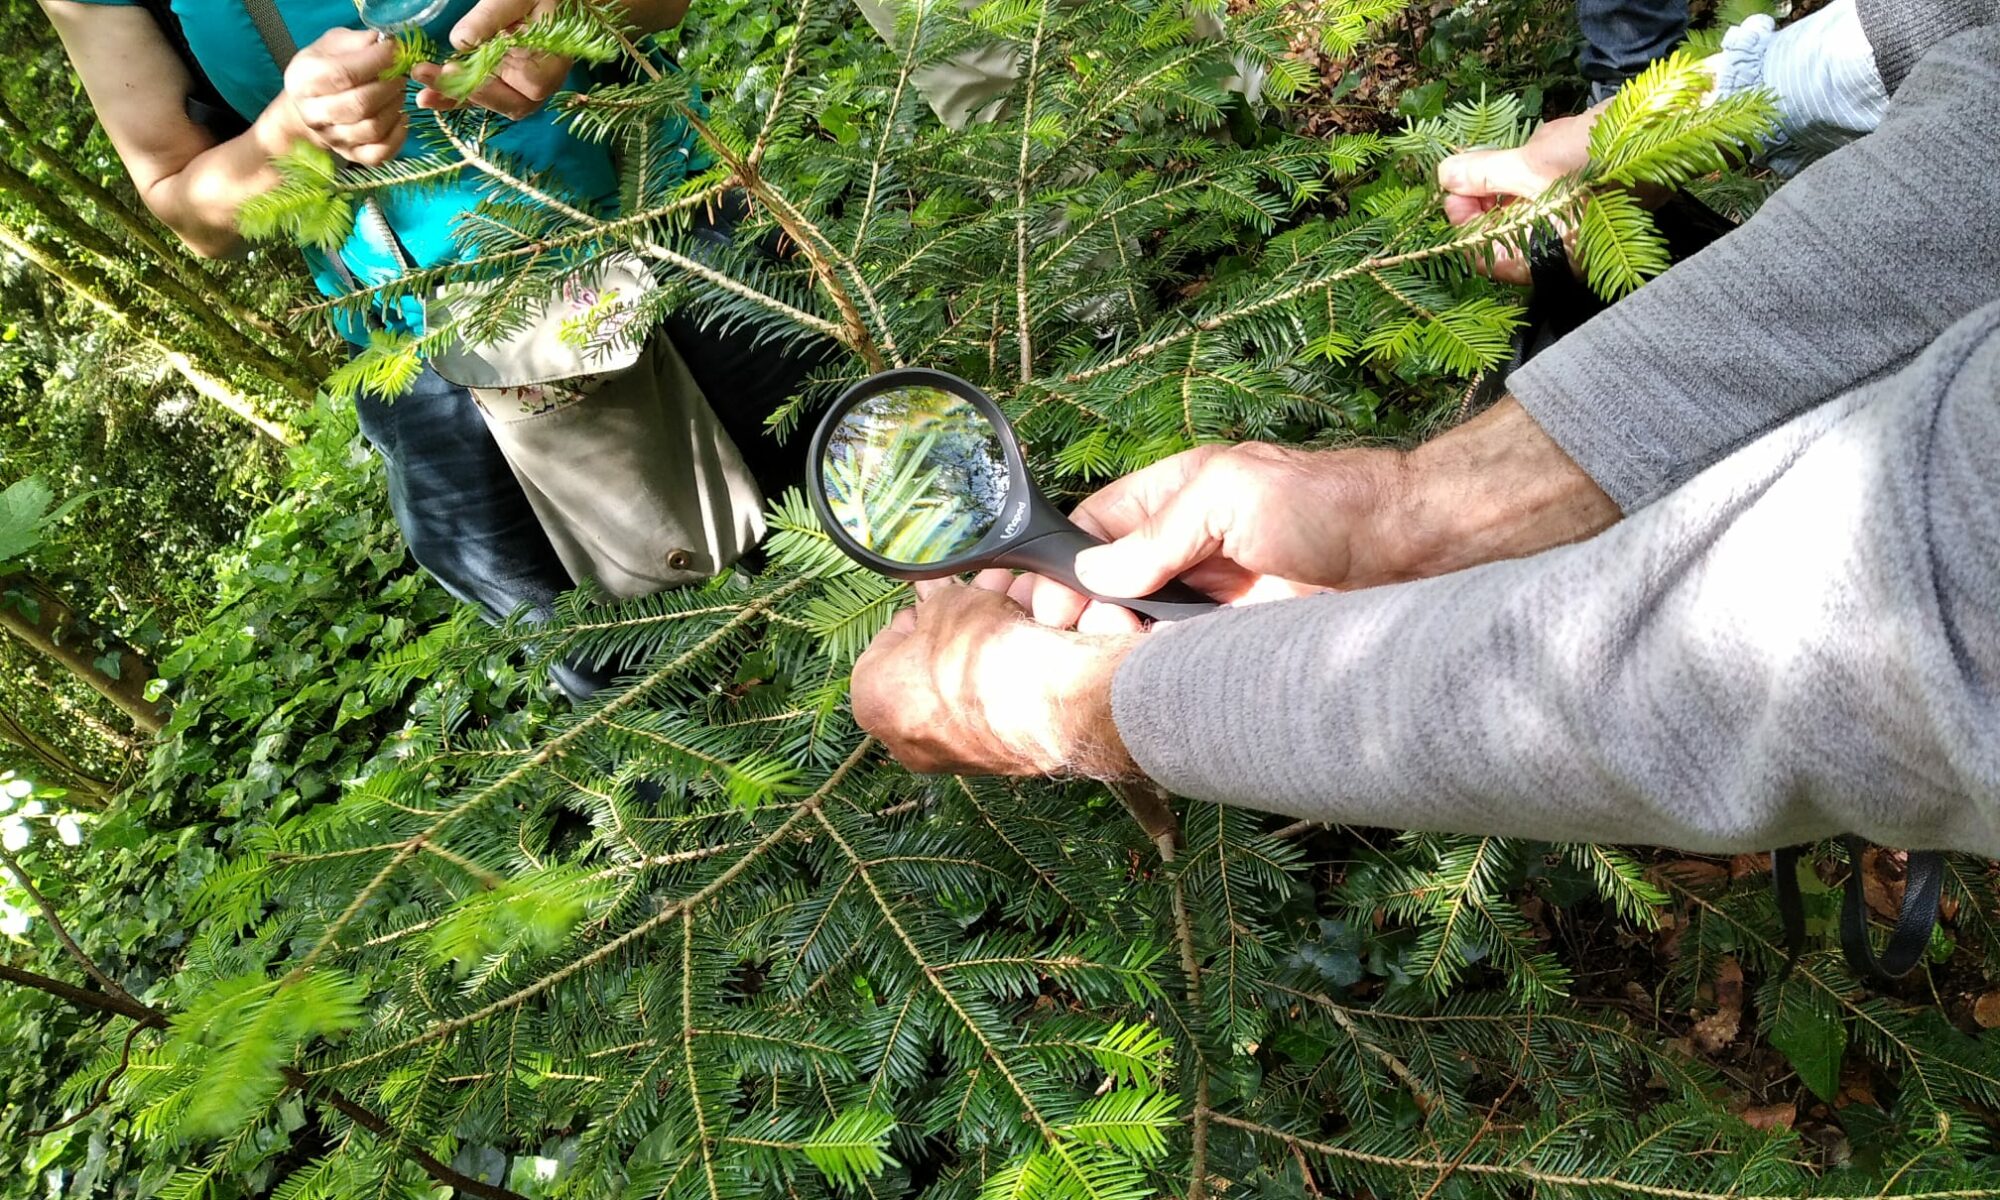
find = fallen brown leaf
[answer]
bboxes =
[1739,1102,1797,1132]
[1730,853,1772,880]
[1972,991,2000,1029]
[1692,957,1745,1054]
[1862,847,1907,921]
[1653,860,1729,888]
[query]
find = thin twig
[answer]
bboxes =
[25,1022,145,1137]
[0,844,124,998]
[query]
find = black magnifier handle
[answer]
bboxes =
[1001,523,1220,623]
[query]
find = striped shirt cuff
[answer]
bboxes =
[1712,0,1889,175]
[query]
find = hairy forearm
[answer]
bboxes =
[1366,396,1620,585]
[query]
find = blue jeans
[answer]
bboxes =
[1576,0,1689,102]
[355,365,621,699]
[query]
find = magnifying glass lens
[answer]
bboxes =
[359,0,451,32]
[821,386,1013,568]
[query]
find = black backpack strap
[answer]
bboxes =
[1771,838,1944,985]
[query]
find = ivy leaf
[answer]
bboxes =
[0,478,99,566]
[93,651,122,681]
[1767,978,1846,1103]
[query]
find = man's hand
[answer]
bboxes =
[410,0,573,120]
[852,573,1140,777]
[282,30,409,166]
[1019,442,1410,633]
[1022,398,1620,632]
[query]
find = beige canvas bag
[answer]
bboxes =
[429,262,765,599]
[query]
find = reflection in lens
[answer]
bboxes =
[821,386,1012,566]
[359,0,451,31]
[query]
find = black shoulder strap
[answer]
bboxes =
[133,0,252,140]
[1773,839,1946,985]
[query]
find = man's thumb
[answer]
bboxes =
[1437,148,1544,200]
[1073,500,1217,599]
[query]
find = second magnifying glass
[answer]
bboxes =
[808,368,1218,624]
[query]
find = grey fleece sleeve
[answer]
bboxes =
[1856,0,1997,89]
[1112,302,2000,857]
[1508,25,2000,512]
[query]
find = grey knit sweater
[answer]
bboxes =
[1858,0,1998,87]
[1110,26,2000,855]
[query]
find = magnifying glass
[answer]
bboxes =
[357,0,450,33]
[807,368,1219,623]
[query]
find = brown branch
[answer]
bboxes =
[285,1065,527,1200]
[24,1021,144,1137]
[0,960,530,1199]
[1111,780,1180,850]
[0,961,161,1026]
[0,843,125,996]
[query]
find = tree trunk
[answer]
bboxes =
[0,93,306,356]
[0,706,111,806]
[0,156,318,404]
[0,222,300,446]
[0,573,166,736]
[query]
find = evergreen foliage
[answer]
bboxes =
[22,4,2000,1200]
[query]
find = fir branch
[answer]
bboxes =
[1207,1112,2000,1200]
[287,575,812,977]
[584,7,894,369]
[747,0,824,169]
[1015,0,1051,382]
[424,113,848,342]
[1050,185,1574,393]
[325,735,873,1071]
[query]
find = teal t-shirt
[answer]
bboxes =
[81,0,703,343]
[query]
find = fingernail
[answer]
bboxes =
[1072,546,1114,589]
[1438,161,1465,189]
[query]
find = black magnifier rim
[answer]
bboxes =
[806,367,1034,580]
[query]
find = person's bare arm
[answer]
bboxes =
[41,4,405,258]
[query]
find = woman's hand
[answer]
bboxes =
[282,29,410,166]
[407,0,690,120]
[410,0,573,120]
